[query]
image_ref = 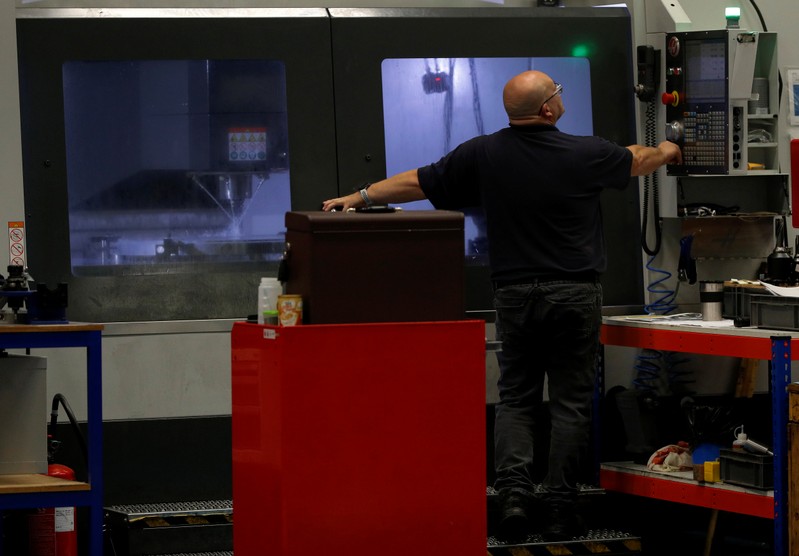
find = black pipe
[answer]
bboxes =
[49,393,89,473]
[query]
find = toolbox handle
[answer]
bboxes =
[349,205,402,214]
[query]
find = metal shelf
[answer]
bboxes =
[599,317,792,554]
[0,323,104,556]
[600,461,773,518]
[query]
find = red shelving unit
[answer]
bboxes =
[600,317,795,554]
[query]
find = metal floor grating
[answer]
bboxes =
[139,553,232,556]
[486,484,604,497]
[485,485,643,554]
[488,529,643,555]
[105,500,232,519]
[104,501,233,556]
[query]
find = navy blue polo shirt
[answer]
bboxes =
[417,124,633,284]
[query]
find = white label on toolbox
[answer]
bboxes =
[55,507,75,532]
[264,329,278,340]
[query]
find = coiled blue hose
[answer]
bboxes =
[632,348,662,393]
[644,255,677,315]
[633,256,694,394]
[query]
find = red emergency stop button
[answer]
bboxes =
[662,91,680,107]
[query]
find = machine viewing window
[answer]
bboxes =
[62,59,290,276]
[381,57,593,263]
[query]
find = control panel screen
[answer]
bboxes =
[685,38,727,103]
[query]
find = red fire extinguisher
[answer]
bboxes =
[27,463,78,556]
[27,393,82,556]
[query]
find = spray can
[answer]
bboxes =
[257,278,282,325]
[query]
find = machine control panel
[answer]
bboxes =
[664,30,731,175]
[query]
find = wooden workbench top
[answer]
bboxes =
[0,473,90,494]
[0,323,103,333]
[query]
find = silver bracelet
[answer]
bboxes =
[359,187,373,207]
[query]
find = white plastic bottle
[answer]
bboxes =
[733,425,747,452]
[257,277,282,324]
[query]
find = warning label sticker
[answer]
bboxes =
[7,221,25,267]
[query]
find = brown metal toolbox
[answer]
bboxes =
[283,210,465,324]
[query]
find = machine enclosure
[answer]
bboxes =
[284,210,465,324]
[0,354,47,474]
[15,8,643,322]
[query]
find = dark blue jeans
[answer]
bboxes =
[492,279,602,505]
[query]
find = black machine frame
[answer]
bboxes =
[17,7,641,322]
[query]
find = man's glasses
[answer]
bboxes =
[538,82,563,113]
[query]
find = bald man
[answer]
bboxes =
[323,71,681,543]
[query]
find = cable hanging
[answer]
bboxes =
[468,58,484,136]
[641,100,662,256]
[443,58,455,153]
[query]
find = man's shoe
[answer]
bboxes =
[542,502,586,542]
[496,492,531,543]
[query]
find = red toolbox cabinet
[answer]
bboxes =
[283,210,464,324]
[231,320,486,556]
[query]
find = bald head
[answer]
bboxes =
[503,70,562,125]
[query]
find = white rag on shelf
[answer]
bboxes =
[646,443,693,473]
[621,313,736,328]
[760,281,799,298]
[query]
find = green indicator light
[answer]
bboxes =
[725,7,741,29]
[571,44,591,57]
